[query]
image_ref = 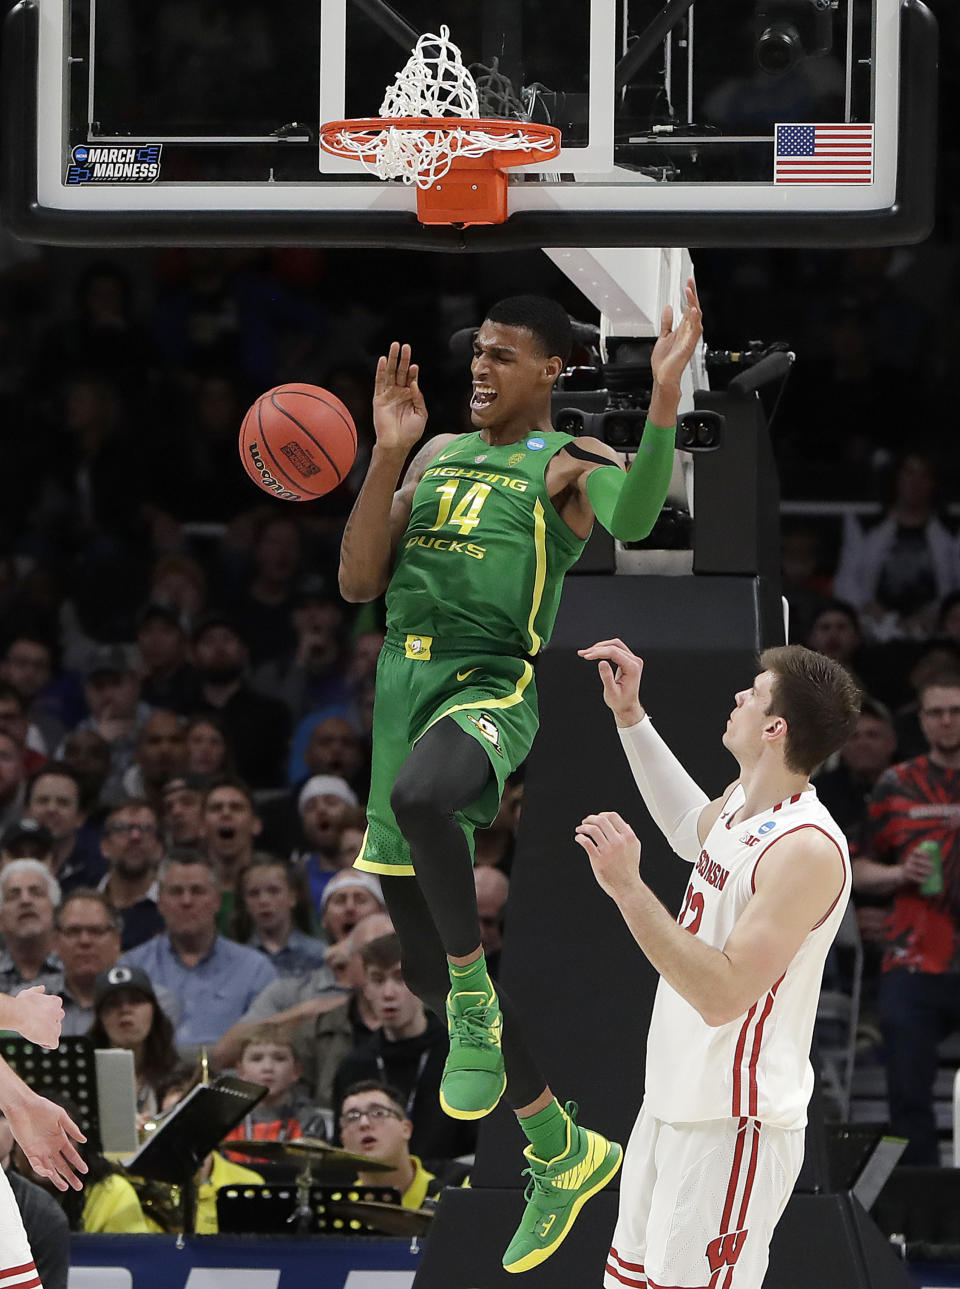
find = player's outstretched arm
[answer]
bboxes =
[0,1055,88,1191]
[578,278,703,543]
[577,815,844,1026]
[339,343,447,602]
[579,639,710,862]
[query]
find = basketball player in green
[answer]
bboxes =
[339,284,702,1272]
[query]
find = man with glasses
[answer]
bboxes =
[98,798,165,949]
[339,1080,443,1210]
[853,669,960,1162]
[54,888,179,1035]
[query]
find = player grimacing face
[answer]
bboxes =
[469,322,561,433]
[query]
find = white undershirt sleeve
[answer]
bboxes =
[617,715,710,863]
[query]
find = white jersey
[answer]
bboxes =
[643,783,850,1130]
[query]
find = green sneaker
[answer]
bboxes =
[502,1103,622,1275]
[438,981,506,1120]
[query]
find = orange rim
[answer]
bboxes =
[319,116,561,162]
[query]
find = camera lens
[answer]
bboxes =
[604,417,634,448]
[757,21,803,74]
[555,411,584,435]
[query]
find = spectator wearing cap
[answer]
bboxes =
[1,819,55,871]
[161,768,203,850]
[0,729,28,840]
[136,602,200,716]
[199,775,262,932]
[191,615,291,790]
[118,849,277,1048]
[253,577,351,724]
[295,775,360,915]
[72,645,153,803]
[24,762,106,893]
[319,869,384,946]
[97,799,165,950]
[0,859,63,997]
[226,514,304,666]
[0,681,47,777]
[258,764,359,879]
[161,774,205,847]
[89,965,181,1122]
[231,855,327,976]
[113,711,187,815]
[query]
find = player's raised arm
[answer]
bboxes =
[339,342,449,603]
[578,639,712,861]
[575,278,703,542]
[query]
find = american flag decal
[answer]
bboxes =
[774,123,874,184]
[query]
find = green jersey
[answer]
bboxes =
[386,431,587,656]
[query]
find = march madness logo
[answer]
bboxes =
[67,145,162,184]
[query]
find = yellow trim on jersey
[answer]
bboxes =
[353,827,416,877]
[420,660,534,738]
[525,498,547,657]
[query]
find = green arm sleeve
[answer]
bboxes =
[585,419,676,541]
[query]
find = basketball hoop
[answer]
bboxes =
[320,116,560,225]
[319,26,561,226]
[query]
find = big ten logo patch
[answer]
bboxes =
[466,712,503,755]
[706,1230,748,1274]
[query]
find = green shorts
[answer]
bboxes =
[354,631,540,877]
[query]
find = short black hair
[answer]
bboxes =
[340,1079,407,1118]
[485,295,572,366]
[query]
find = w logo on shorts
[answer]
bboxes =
[706,1230,748,1272]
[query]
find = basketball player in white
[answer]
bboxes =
[0,987,87,1286]
[576,639,861,1289]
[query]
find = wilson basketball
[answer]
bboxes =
[239,383,358,501]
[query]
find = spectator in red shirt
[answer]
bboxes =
[852,670,960,1162]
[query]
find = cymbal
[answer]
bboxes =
[224,1137,391,1173]
[326,1197,434,1237]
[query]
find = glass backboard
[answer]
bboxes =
[1,0,937,248]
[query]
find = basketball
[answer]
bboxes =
[239,383,358,502]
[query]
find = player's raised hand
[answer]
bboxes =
[650,277,703,391]
[575,811,643,900]
[4,1088,88,1191]
[11,985,64,1049]
[373,342,428,452]
[578,638,646,727]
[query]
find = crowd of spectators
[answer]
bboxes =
[2,1,960,1209]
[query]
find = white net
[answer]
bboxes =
[327,26,557,190]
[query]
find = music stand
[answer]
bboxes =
[217,1182,404,1235]
[0,1036,100,1147]
[124,1075,266,1234]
